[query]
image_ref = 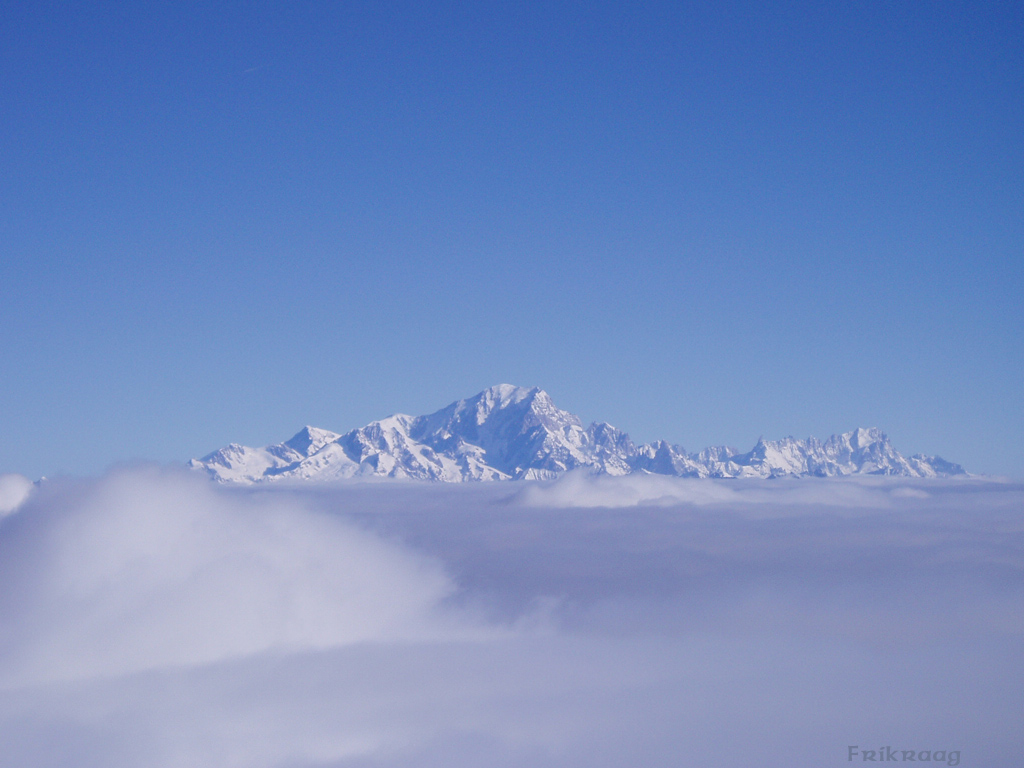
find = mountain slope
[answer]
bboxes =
[189,385,967,483]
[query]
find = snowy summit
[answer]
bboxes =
[189,385,967,484]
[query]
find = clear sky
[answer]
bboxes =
[1,0,1021,479]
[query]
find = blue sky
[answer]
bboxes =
[1,0,1021,478]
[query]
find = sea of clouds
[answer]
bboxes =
[0,468,1021,767]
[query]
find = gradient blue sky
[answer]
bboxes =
[2,0,1021,479]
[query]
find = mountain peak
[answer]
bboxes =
[284,426,341,457]
[483,383,537,401]
[475,384,548,414]
[848,427,883,449]
[190,386,968,484]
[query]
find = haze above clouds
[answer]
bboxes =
[0,469,1020,767]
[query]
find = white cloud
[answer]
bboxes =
[0,469,1021,767]
[0,467,466,685]
[515,469,1007,512]
[0,474,32,516]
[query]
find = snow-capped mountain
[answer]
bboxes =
[189,384,967,483]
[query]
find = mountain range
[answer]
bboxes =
[189,384,966,483]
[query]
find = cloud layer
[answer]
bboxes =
[0,468,460,685]
[0,469,1021,767]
